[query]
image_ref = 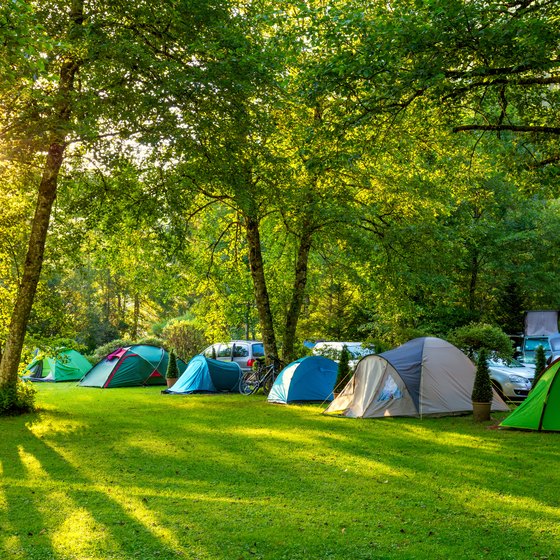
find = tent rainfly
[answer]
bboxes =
[22,349,92,382]
[268,356,338,404]
[79,345,186,388]
[500,358,560,431]
[164,355,242,394]
[324,337,509,418]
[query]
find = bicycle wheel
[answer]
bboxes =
[239,371,260,395]
[261,372,274,395]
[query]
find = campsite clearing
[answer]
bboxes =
[1,384,559,560]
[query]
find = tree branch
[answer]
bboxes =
[453,124,560,134]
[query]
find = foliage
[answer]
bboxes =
[0,379,35,415]
[448,323,513,360]
[335,345,351,392]
[89,339,134,364]
[533,345,548,388]
[161,320,208,362]
[472,349,493,403]
[89,337,166,364]
[165,350,179,380]
[2,0,560,390]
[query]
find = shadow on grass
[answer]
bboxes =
[0,411,204,559]
[2,386,559,559]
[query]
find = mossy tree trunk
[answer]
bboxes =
[245,215,279,364]
[282,226,313,363]
[0,1,83,405]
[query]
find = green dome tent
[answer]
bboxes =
[500,359,560,431]
[22,349,92,382]
[79,345,187,388]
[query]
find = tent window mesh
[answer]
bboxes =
[377,374,403,402]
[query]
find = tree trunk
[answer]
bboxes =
[282,227,313,363]
[0,143,65,387]
[244,215,279,363]
[0,1,83,397]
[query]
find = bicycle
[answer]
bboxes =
[239,357,283,395]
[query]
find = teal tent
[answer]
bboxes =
[22,349,92,382]
[268,356,338,404]
[165,355,242,394]
[79,345,186,388]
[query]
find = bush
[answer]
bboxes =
[89,337,166,364]
[533,345,548,388]
[0,380,36,416]
[335,345,351,392]
[448,323,513,360]
[472,348,493,403]
[161,320,208,362]
[166,350,179,380]
[90,338,133,363]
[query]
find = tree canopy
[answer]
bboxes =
[1,0,559,413]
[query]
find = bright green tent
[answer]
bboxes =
[22,349,92,382]
[500,359,560,431]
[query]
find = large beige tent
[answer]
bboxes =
[324,337,508,418]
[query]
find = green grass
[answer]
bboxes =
[1,384,559,560]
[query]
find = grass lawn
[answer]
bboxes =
[1,384,559,560]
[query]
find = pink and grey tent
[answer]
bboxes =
[324,337,509,418]
[79,344,187,388]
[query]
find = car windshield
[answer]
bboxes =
[490,357,524,368]
[251,343,265,357]
[525,338,551,351]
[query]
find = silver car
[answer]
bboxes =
[488,358,534,401]
[201,340,264,372]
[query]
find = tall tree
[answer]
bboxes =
[0,0,243,411]
[0,0,85,405]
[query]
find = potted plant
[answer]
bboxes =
[472,348,493,421]
[166,350,180,388]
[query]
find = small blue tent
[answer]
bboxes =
[268,356,338,404]
[166,355,242,394]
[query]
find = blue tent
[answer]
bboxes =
[166,355,242,394]
[268,356,338,404]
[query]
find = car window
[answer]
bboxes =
[232,344,249,358]
[217,344,232,358]
[203,345,215,358]
[251,343,265,357]
[550,338,560,351]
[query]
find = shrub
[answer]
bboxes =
[89,337,167,364]
[0,380,36,416]
[90,338,133,363]
[161,319,208,362]
[166,350,179,380]
[472,348,493,403]
[449,323,513,360]
[335,345,351,392]
[533,345,548,388]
